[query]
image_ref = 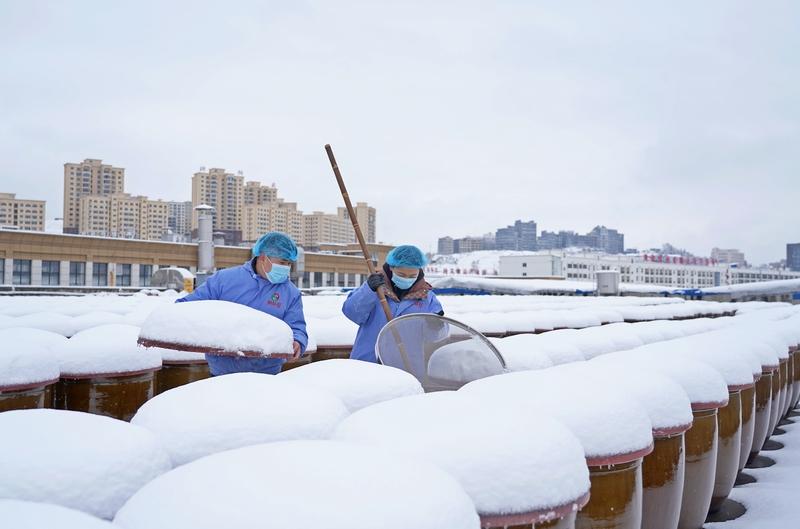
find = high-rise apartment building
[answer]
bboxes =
[304,211,354,247]
[191,168,244,232]
[78,193,168,240]
[788,243,800,272]
[243,200,304,244]
[337,202,376,243]
[244,181,278,206]
[141,200,170,241]
[167,200,193,240]
[438,236,454,255]
[0,193,45,231]
[496,220,537,251]
[589,225,624,254]
[63,159,125,234]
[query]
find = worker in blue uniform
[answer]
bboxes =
[343,245,443,363]
[177,231,307,375]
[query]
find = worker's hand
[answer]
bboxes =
[367,273,385,292]
[291,340,302,359]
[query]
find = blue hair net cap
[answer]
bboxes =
[252,232,298,261]
[386,245,427,268]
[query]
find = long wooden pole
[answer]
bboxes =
[325,144,394,320]
[325,144,412,370]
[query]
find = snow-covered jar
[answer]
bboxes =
[131,373,349,466]
[462,365,655,529]
[151,346,209,395]
[334,391,590,529]
[114,440,481,529]
[671,334,758,514]
[0,328,63,411]
[53,324,162,421]
[0,409,171,520]
[278,359,423,413]
[583,359,693,529]
[598,347,728,529]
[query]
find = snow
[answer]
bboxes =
[701,278,800,297]
[306,316,358,347]
[487,336,555,371]
[139,300,294,357]
[0,409,171,520]
[0,500,117,529]
[431,274,673,295]
[498,333,585,366]
[54,324,162,377]
[279,359,423,412]
[0,335,59,388]
[114,440,481,529]
[668,335,756,389]
[334,391,589,517]
[461,364,654,460]
[131,373,350,466]
[0,327,68,352]
[575,361,693,432]
[707,417,800,529]
[4,312,77,336]
[70,311,125,333]
[594,348,730,407]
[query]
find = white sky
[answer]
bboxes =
[1,1,798,264]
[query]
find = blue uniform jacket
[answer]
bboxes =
[176,260,308,375]
[342,281,443,363]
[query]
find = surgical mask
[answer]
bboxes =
[266,263,291,284]
[391,273,417,290]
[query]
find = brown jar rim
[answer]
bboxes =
[653,422,693,437]
[0,377,59,393]
[479,491,591,527]
[59,367,160,380]
[691,399,727,411]
[585,443,654,466]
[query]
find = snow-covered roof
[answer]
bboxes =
[430,275,670,295]
[700,278,800,297]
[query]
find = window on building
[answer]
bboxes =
[69,262,85,286]
[42,260,60,285]
[118,264,132,286]
[522,262,527,268]
[139,264,153,286]
[12,259,32,285]
[313,272,323,286]
[92,262,108,286]
[0,259,4,283]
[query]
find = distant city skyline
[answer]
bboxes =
[1,2,798,263]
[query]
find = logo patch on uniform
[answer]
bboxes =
[267,292,282,307]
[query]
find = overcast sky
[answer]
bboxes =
[1,1,798,264]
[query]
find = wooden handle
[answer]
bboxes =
[325,144,393,322]
[325,144,412,372]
